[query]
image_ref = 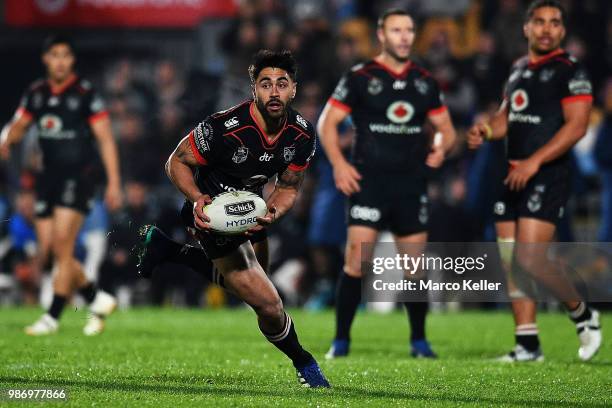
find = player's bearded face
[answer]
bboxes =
[254,67,296,120]
[43,44,75,83]
[524,7,566,55]
[378,15,415,62]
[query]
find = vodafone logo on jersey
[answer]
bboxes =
[386,101,414,124]
[510,89,529,112]
[35,0,68,14]
[39,114,63,134]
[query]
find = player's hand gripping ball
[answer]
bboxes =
[202,191,268,234]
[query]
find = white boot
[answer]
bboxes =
[83,291,117,336]
[25,313,59,336]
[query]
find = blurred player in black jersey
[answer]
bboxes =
[318,9,456,359]
[136,50,329,387]
[468,0,601,362]
[0,35,122,336]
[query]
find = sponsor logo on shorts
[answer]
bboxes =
[527,193,542,213]
[224,201,255,217]
[419,195,428,224]
[494,201,506,215]
[350,205,381,222]
[35,201,47,214]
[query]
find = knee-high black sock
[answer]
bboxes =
[261,312,313,368]
[78,282,97,304]
[48,295,67,320]
[403,302,428,341]
[567,302,592,323]
[334,272,362,341]
[169,245,224,288]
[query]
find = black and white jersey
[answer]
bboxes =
[16,75,107,172]
[188,100,316,198]
[504,50,593,165]
[328,59,447,175]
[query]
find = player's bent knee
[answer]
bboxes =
[514,247,542,275]
[256,297,284,320]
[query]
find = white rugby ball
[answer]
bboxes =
[203,191,268,235]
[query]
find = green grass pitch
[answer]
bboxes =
[0,307,610,407]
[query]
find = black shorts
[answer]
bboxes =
[347,172,428,236]
[180,201,267,259]
[34,171,96,218]
[493,164,570,224]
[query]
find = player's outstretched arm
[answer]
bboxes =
[91,116,123,211]
[467,102,509,149]
[0,114,32,160]
[166,136,212,230]
[317,103,361,195]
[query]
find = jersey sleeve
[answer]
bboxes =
[328,70,358,113]
[560,63,593,105]
[288,128,317,172]
[187,118,216,166]
[14,88,35,121]
[84,88,109,125]
[426,78,447,117]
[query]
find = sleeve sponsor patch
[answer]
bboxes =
[194,122,211,152]
[332,76,349,102]
[568,72,592,95]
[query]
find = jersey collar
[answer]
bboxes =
[372,58,412,79]
[528,48,565,69]
[249,101,288,146]
[47,73,78,96]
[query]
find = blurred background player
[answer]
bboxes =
[0,35,123,335]
[139,50,330,387]
[318,9,456,359]
[468,0,602,362]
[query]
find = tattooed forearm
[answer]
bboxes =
[277,168,305,190]
[175,137,198,165]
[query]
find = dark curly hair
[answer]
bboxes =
[248,49,297,83]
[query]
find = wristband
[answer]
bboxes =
[483,123,493,140]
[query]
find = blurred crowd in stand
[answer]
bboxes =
[1,0,611,309]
